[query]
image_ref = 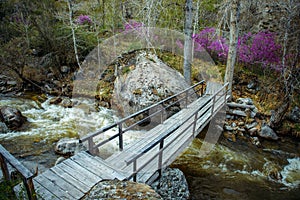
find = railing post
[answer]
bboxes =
[118,123,123,151]
[133,160,137,182]
[192,112,198,137]
[23,178,37,200]
[158,140,164,177]
[224,84,228,103]
[160,106,164,124]
[201,84,204,96]
[211,95,216,117]
[87,138,94,155]
[185,90,189,108]
[0,154,10,181]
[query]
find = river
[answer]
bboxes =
[0,95,299,199]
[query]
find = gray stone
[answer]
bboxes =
[6,81,17,85]
[258,124,279,140]
[237,98,254,105]
[55,138,86,156]
[151,168,189,200]
[245,122,258,130]
[250,137,261,147]
[60,65,70,73]
[0,122,9,133]
[112,52,195,126]
[249,127,258,136]
[287,106,300,123]
[83,180,162,200]
[231,110,247,117]
[0,106,27,130]
[224,125,234,131]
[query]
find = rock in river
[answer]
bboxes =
[55,138,86,156]
[0,106,27,130]
[258,123,279,140]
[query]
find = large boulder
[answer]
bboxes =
[258,123,279,140]
[0,106,27,130]
[151,168,190,200]
[55,138,87,156]
[0,66,23,94]
[112,52,196,126]
[83,180,162,200]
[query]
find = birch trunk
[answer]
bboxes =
[224,0,240,96]
[183,0,193,85]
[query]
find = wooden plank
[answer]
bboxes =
[34,173,74,199]
[39,170,84,199]
[62,159,102,185]
[56,162,97,188]
[76,152,126,180]
[79,152,128,180]
[69,153,117,180]
[33,180,59,200]
[50,165,90,193]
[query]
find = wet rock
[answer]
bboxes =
[83,180,162,200]
[287,106,300,123]
[0,122,9,133]
[61,97,73,108]
[258,123,279,140]
[55,138,86,156]
[0,106,27,130]
[151,168,189,200]
[49,97,63,105]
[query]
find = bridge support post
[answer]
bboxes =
[158,140,164,177]
[88,138,94,155]
[185,90,189,108]
[23,178,37,200]
[192,112,198,137]
[0,154,10,181]
[118,123,123,151]
[133,160,137,182]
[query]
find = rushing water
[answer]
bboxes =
[172,133,300,200]
[0,95,299,200]
[0,95,124,172]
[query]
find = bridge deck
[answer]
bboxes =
[10,82,228,200]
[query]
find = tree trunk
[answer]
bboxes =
[224,0,240,97]
[183,0,193,85]
[67,0,81,69]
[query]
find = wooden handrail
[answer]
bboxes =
[124,83,229,182]
[80,80,205,154]
[0,145,36,200]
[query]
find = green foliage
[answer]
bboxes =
[0,179,17,200]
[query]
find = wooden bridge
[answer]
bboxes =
[0,81,229,200]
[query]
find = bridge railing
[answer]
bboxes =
[0,144,36,200]
[80,80,206,154]
[125,83,229,182]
